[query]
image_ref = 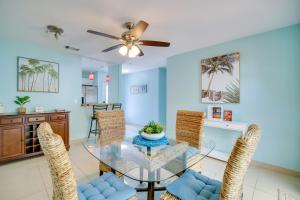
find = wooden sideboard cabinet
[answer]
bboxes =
[0,111,70,163]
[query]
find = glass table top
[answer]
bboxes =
[83,130,215,183]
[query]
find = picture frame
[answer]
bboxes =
[223,110,233,121]
[17,57,59,93]
[130,84,147,95]
[201,52,240,103]
[207,105,223,121]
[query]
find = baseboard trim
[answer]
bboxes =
[126,122,143,127]
[250,160,300,178]
[70,138,86,145]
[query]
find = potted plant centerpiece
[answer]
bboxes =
[14,96,30,114]
[139,121,165,140]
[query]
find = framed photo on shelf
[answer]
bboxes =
[223,110,233,121]
[207,105,223,121]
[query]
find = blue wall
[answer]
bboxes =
[166,24,300,172]
[122,68,166,125]
[108,64,122,103]
[0,37,89,140]
[159,68,167,125]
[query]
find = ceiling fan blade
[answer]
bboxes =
[131,20,149,39]
[139,40,170,47]
[87,30,120,40]
[137,46,144,56]
[102,44,123,52]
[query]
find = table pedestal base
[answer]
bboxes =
[136,183,166,200]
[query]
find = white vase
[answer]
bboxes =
[141,132,165,140]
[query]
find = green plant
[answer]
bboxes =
[139,121,164,134]
[14,96,30,107]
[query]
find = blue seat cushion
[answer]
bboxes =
[77,172,136,200]
[166,169,221,200]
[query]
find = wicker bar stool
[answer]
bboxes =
[37,122,137,200]
[176,110,205,172]
[96,110,125,176]
[160,124,261,200]
[88,104,108,138]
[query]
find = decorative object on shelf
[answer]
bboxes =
[224,110,233,121]
[133,135,169,147]
[14,96,30,114]
[207,105,223,121]
[46,25,64,39]
[35,106,44,113]
[139,121,165,140]
[89,72,94,80]
[130,84,147,95]
[17,57,59,93]
[87,20,170,58]
[0,104,4,113]
[201,52,240,103]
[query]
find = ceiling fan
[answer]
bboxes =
[87,20,170,58]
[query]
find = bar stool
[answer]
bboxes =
[88,105,108,138]
[112,103,122,110]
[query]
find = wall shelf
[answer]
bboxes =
[204,119,248,161]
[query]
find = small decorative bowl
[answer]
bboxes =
[141,132,165,140]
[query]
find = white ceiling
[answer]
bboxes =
[1,0,300,73]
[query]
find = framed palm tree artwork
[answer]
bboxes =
[201,52,240,103]
[17,57,59,93]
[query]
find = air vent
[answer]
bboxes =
[65,46,80,51]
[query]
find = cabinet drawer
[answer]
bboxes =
[27,116,46,123]
[0,117,24,125]
[50,114,66,121]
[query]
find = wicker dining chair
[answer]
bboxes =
[96,110,125,175]
[176,110,206,172]
[160,124,261,200]
[37,122,137,200]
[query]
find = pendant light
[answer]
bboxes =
[105,74,110,82]
[89,72,94,80]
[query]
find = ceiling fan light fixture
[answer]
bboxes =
[128,49,136,58]
[118,45,128,56]
[128,45,140,58]
[131,45,140,56]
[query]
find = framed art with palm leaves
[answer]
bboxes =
[17,57,59,93]
[201,52,240,103]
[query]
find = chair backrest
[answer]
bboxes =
[112,103,122,110]
[37,122,78,200]
[96,110,125,144]
[93,105,108,116]
[220,124,260,200]
[176,110,205,148]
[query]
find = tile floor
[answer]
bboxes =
[0,125,299,200]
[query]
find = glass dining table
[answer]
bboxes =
[83,130,215,200]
